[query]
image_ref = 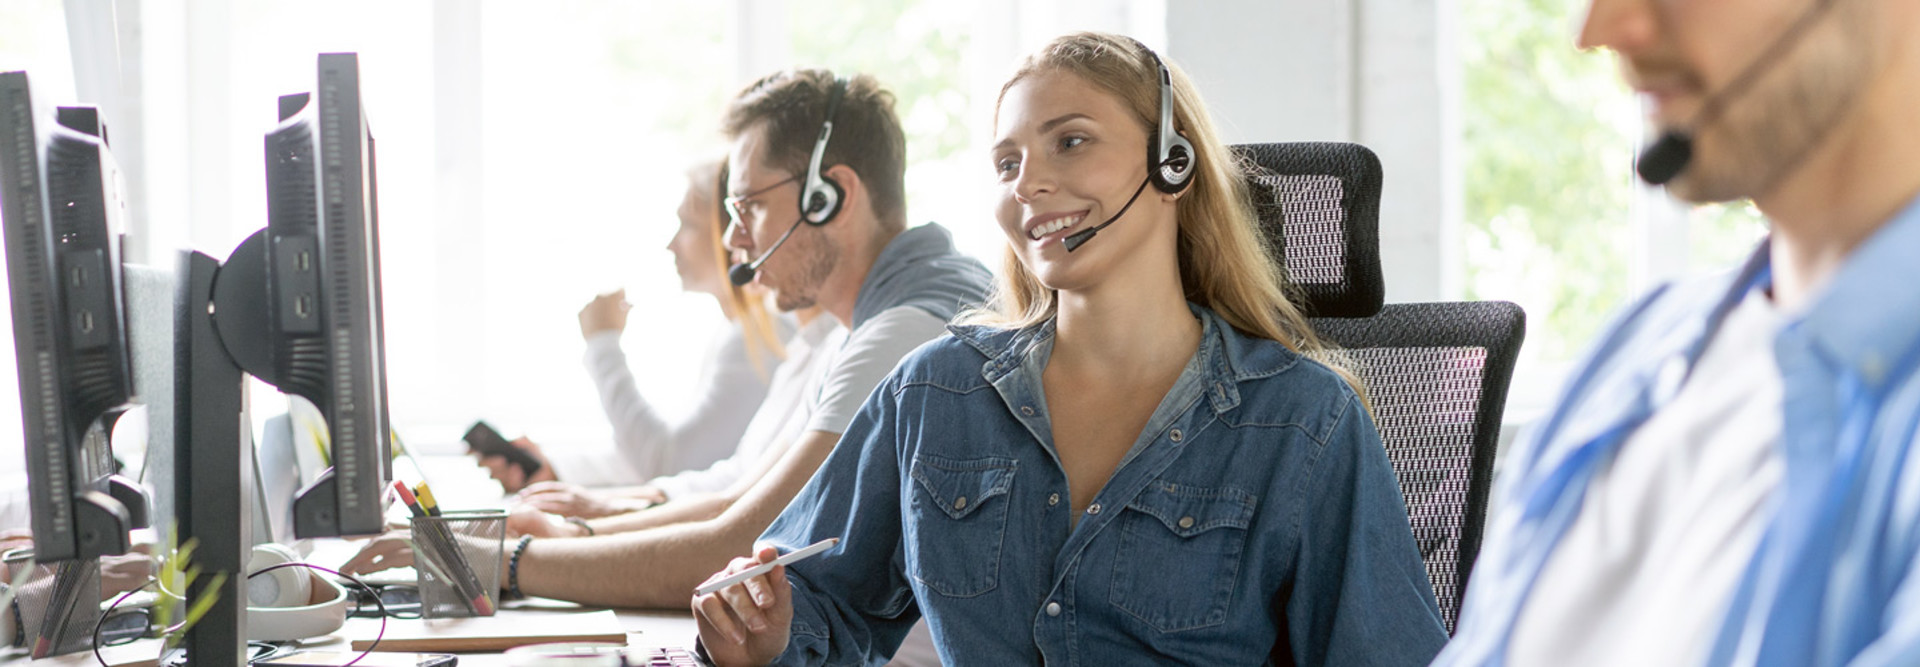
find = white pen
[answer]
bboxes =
[694,538,840,597]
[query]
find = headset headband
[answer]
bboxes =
[1135,42,1195,194]
[800,77,848,224]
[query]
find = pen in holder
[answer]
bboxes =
[3,548,103,658]
[408,510,505,619]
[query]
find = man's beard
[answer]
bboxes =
[1663,9,1870,203]
[772,230,839,312]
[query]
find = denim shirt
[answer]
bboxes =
[1438,196,1920,667]
[760,303,1448,666]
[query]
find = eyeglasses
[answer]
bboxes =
[723,174,801,228]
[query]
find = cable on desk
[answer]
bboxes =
[91,561,391,666]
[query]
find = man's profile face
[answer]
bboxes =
[1580,0,1879,202]
[724,124,839,312]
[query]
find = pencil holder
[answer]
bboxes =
[2,548,104,657]
[408,509,505,619]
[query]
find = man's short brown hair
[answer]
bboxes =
[722,69,907,229]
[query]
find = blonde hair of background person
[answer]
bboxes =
[706,158,787,376]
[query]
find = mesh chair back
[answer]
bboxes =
[1232,142,1384,318]
[1311,301,1525,632]
[1235,141,1524,632]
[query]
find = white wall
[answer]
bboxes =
[1168,0,1458,303]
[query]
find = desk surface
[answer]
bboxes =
[7,454,701,665]
[7,606,699,666]
[322,606,700,666]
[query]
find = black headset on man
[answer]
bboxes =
[728,77,852,287]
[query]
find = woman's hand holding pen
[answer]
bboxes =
[693,545,793,666]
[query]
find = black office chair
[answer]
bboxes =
[1235,142,1526,633]
[1232,142,1384,318]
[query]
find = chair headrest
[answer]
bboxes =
[1232,142,1385,318]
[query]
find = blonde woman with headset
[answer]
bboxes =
[691,32,1446,665]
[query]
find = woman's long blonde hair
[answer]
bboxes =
[697,158,785,376]
[965,32,1363,398]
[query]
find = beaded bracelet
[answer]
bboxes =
[7,590,22,649]
[565,516,595,537]
[507,535,534,600]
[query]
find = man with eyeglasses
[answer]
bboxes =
[508,68,989,609]
[350,69,988,627]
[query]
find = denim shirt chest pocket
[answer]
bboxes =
[908,454,1017,598]
[1109,480,1258,633]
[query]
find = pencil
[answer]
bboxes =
[394,482,495,615]
[693,538,839,597]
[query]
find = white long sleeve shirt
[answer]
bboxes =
[646,315,843,500]
[546,318,790,486]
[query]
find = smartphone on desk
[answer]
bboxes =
[461,420,542,479]
[255,650,456,666]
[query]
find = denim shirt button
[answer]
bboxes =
[1178,516,1194,529]
[1045,602,1061,617]
[954,496,968,510]
[1047,493,1059,506]
[1170,428,1184,443]
[1087,503,1102,515]
[1020,405,1035,417]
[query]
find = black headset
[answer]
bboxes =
[799,77,849,225]
[725,75,850,286]
[1061,40,1199,252]
[1139,43,1196,195]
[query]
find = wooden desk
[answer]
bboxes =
[7,603,698,665]
[316,606,699,665]
[3,606,698,666]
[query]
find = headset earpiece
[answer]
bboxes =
[802,171,845,224]
[1141,45,1195,195]
[800,77,849,225]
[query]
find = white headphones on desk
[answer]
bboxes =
[246,543,352,642]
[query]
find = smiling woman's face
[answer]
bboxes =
[991,68,1173,293]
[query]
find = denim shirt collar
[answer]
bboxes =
[945,301,1302,418]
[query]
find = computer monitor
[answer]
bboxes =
[174,52,393,664]
[0,70,147,563]
[0,70,153,659]
[251,51,392,540]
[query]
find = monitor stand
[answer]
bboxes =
[171,248,252,666]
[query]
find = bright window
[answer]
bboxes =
[0,0,79,478]
[1458,0,1768,419]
